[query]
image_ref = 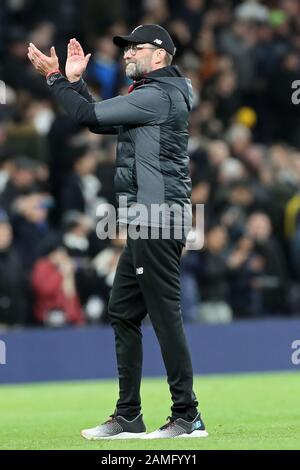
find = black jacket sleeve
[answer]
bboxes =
[71,78,96,103]
[48,74,171,132]
[71,78,119,134]
[49,75,118,134]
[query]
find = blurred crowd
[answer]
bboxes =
[1,0,300,329]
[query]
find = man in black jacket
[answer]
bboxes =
[28,24,207,440]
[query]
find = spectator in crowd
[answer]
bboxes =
[91,229,127,321]
[2,27,49,99]
[245,211,288,315]
[0,210,26,328]
[60,145,99,219]
[12,192,53,273]
[87,35,122,99]
[181,223,233,323]
[0,156,39,214]
[62,210,106,323]
[31,234,84,327]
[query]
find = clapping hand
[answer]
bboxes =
[27,43,59,76]
[65,38,91,83]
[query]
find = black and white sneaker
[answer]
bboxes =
[144,413,208,439]
[81,413,146,440]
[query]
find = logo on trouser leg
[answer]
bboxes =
[136,267,144,275]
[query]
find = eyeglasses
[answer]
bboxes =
[124,44,158,56]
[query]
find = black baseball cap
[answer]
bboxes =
[113,24,176,56]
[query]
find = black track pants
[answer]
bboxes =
[108,234,199,420]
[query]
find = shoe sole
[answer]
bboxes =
[143,430,208,439]
[81,431,146,440]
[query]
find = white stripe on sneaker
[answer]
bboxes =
[81,431,146,440]
[143,429,208,439]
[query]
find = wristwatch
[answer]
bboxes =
[46,72,62,87]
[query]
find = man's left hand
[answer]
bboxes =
[28,43,60,76]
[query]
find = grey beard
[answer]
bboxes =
[126,62,147,80]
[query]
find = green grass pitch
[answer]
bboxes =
[0,371,299,450]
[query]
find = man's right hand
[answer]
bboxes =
[65,38,91,83]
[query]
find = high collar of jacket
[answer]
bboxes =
[144,65,184,79]
[127,65,193,111]
[128,66,183,93]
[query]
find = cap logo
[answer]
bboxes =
[153,38,162,45]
